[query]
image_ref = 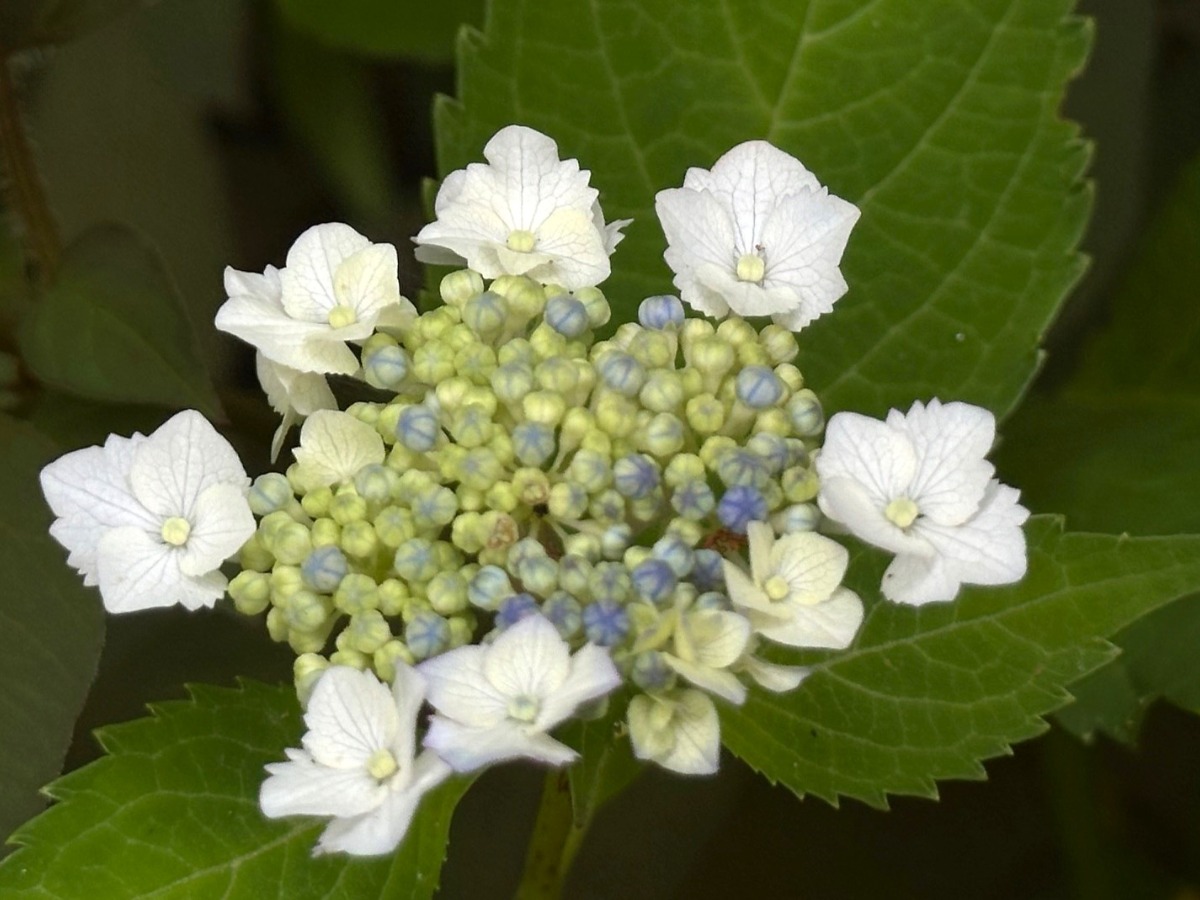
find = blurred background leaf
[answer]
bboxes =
[274,0,484,63]
[0,0,147,53]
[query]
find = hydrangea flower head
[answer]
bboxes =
[39,410,254,612]
[260,665,451,857]
[414,125,628,290]
[655,140,859,329]
[215,223,415,376]
[816,399,1029,605]
[419,615,621,771]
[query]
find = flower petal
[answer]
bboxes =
[482,615,572,703]
[534,643,621,730]
[96,526,223,612]
[816,411,917,506]
[280,223,371,322]
[755,586,864,650]
[657,188,737,274]
[683,609,752,670]
[260,752,386,821]
[771,531,849,606]
[817,476,932,557]
[129,411,248,520]
[527,207,610,290]
[419,645,509,727]
[482,125,597,230]
[741,656,810,693]
[334,243,402,320]
[664,655,747,705]
[722,559,771,615]
[628,689,720,775]
[888,399,995,526]
[292,410,386,489]
[423,717,576,771]
[302,667,400,769]
[177,482,255,576]
[389,663,428,765]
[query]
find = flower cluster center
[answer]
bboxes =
[735,252,766,283]
[507,695,540,723]
[160,516,192,547]
[506,229,537,253]
[884,496,920,529]
[366,748,399,781]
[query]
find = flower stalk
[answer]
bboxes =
[515,770,587,900]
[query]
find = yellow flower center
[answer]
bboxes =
[366,748,399,781]
[735,252,766,283]
[763,575,791,602]
[506,229,537,253]
[327,305,358,329]
[160,516,192,547]
[884,497,920,529]
[508,695,540,723]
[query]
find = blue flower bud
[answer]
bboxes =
[363,345,410,390]
[637,295,685,330]
[652,534,695,577]
[301,545,348,593]
[468,565,513,610]
[736,365,785,409]
[507,537,548,571]
[412,485,458,529]
[717,449,769,488]
[670,479,715,520]
[516,555,559,597]
[631,651,675,691]
[597,351,647,397]
[631,558,677,606]
[396,405,440,452]
[495,593,540,629]
[543,591,583,638]
[513,421,557,467]
[354,464,396,505]
[612,453,659,499]
[692,549,723,590]
[582,599,630,646]
[249,472,294,516]
[787,389,824,436]
[394,538,437,582]
[717,485,768,533]
[406,610,451,659]
[774,502,821,533]
[492,361,536,405]
[463,290,509,336]
[745,432,790,474]
[544,294,590,338]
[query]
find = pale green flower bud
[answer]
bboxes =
[663,453,706,488]
[737,343,770,367]
[270,565,305,602]
[639,370,684,413]
[685,393,726,435]
[612,322,641,349]
[775,363,804,392]
[455,344,498,383]
[300,486,333,518]
[347,401,382,427]
[627,330,674,370]
[289,625,333,656]
[558,554,592,596]
[590,489,626,525]
[783,466,820,503]
[395,469,437,503]
[761,479,784,511]
[416,306,457,342]
[485,481,519,514]
[679,318,715,355]
[574,286,611,327]
[559,408,595,449]
[354,464,397,506]
[787,389,824,436]
[330,490,369,526]
[456,485,485,512]
[458,447,504,491]
[512,467,551,507]
[273,521,313,566]
[623,545,652,569]
[373,640,415,683]
[435,376,473,412]
[629,492,665,522]
[491,275,545,319]
[581,429,612,457]
[334,573,378,615]
[427,571,470,615]
[412,342,456,384]
[229,570,271,615]
[431,540,463,571]
[377,578,409,616]
[394,538,437,582]
[329,648,369,670]
[754,408,792,437]
[492,361,535,406]
[238,533,274,572]
[490,431,515,466]
[595,393,638,438]
[548,482,588,520]
[563,532,602,561]
[266,607,290,642]
[340,520,379,558]
[498,338,534,365]
[286,590,332,631]
[294,653,330,706]
[529,323,568,361]
[249,473,294,517]
[344,609,392,653]
[665,516,704,546]
[441,269,485,307]
[412,485,459,530]
[517,556,559,597]
[385,443,417,472]
[700,436,738,470]
[567,448,611,493]
[311,517,340,548]
[690,337,735,391]
[363,344,410,391]
[522,390,567,427]
[717,317,757,348]
[535,357,579,395]
[448,615,475,648]
[759,324,800,364]
[462,290,509,336]
[374,506,414,548]
[640,413,685,457]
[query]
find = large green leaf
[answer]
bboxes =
[435,0,1091,417]
[275,0,483,63]
[998,154,1200,742]
[0,415,104,845]
[0,681,469,899]
[18,224,222,417]
[719,518,1200,806]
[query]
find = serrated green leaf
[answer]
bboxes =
[18,224,222,417]
[435,0,1091,417]
[275,0,483,62]
[0,681,470,899]
[0,414,104,845]
[719,517,1200,806]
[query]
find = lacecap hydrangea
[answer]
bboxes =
[39,123,1029,858]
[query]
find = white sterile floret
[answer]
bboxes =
[256,352,337,462]
[414,125,628,290]
[419,615,621,771]
[39,410,255,613]
[655,140,859,330]
[723,521,863,649]
[627,688,721,776]
[292,410,386,490]
[215,224,416,376]
[661,602,753,705]
[816,399,1030,606]
[260,665,451,857]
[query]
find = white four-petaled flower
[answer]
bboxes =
[816,399,1030,606]
[414,125,628,290]
[260,665,451,857]
[39,410,255,613]
[655,140,859,330]
[627,688,721,776]
[215,224,415,376]
[419,615,621,771]
[291,409,386,491]
[723,521,863,650]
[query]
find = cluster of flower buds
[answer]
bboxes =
[39,124,1029,857]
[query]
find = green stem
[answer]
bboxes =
[514,770,589,900]
[0,56,61,287]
